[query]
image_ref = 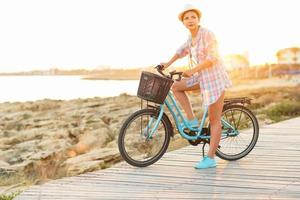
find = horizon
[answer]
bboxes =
[0,0,300,73]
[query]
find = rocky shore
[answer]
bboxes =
[0,94,192,193]
[1,83,300,195]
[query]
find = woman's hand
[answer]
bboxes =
[160,62,170,70]
[182,69,194,77]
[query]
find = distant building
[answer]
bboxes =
[276,47,300,65]
[224,54,249,69]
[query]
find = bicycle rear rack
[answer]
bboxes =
[224,97,252,106]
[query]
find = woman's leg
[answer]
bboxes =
[207,91,225,158]
[172,79,199,120]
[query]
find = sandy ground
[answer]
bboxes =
[229,76,300,92]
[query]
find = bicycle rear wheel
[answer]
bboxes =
[118,108,172,167]
[216,104,259,161]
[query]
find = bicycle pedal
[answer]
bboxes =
[201,127,210,136]
[183,129,196,136]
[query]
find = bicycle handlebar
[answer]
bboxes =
[155,65,183,81]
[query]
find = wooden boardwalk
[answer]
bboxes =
[17,117,300,200]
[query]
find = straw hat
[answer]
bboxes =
[178,4,202,21]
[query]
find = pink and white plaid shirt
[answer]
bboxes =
[176,26,232,107]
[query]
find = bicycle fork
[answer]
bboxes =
[142,105,164,139]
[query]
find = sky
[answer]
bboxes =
[0,0,299,72]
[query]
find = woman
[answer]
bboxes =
[161,4,232,169]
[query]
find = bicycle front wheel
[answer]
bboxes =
[216,104,259,161]
[118,108,172,167]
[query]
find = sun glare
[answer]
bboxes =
[0,0,299,72]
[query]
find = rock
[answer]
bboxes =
[0,160,9,167]
[29,150,56,161]
[68,128,84,138]
[66,160,105,176]
[73,128,110,154]
[101,116,112,125]
[85,119,107,130]
[0,144,12,150]
[0,129,44,146]
[106,128,118,142]
[19,100,61,111]
[36,139,72,152]
[0,150,16,163]
[0,94,225,187]
[52,130,70,140]
[106,140,117,149]
[4,160,34,173]
[63,148,119,166]
[13,139,39,152]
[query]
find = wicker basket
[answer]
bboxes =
[137,71,174,104]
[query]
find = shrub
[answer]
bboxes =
[265,101,300,122]
[0,191,20,200]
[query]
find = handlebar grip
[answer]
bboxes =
[155,65,162,70]
[155,65,166,77]
[155,65,182,81]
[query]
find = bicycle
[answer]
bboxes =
[118,65,259,167]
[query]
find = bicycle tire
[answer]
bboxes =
[118,108,172,167]
[216,104,259,161]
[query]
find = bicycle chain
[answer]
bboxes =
[184,128,210,146]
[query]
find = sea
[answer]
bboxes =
[0,76,139,103]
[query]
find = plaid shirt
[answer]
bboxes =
[176,27,232,106]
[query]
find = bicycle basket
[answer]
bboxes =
[137,71,174,104]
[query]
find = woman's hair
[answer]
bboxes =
[181,10,201,21]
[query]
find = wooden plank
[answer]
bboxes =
[16,117,300,199]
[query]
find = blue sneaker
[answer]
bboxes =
[194,156,216,169]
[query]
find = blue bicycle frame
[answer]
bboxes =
[146,91,238,140]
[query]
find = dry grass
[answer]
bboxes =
[226,86,300,123]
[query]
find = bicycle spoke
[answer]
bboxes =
[216,105,258,160]
[236,109,243,130]
[230,109,237,128]
[224,112,230,124]
[119,109,171,167]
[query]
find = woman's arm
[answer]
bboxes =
[161,53,180,69]
[162,39,190,69]
[183,60,213,77]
